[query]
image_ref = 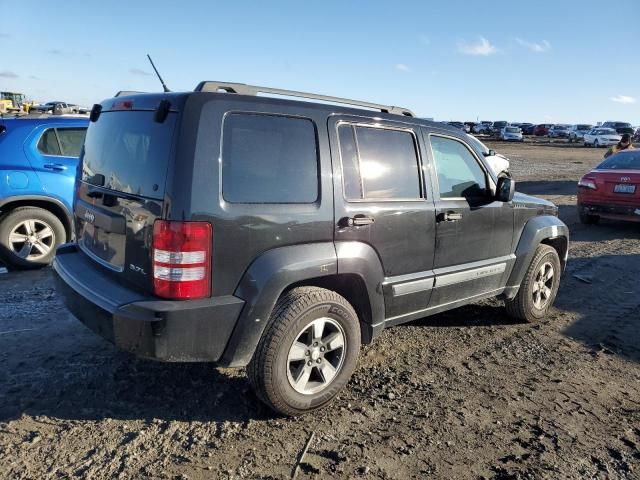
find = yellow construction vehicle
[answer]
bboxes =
[0,92,34,114]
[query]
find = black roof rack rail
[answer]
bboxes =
[193,81,415,117]
[114,90,146,97]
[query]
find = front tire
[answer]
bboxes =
[505,245,561,323]
[248,287,361,416]
[0,207,66,269]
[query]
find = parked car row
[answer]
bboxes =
[29,101,90,115]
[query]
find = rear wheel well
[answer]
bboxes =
[0,200,72,241]
[541,236,568,270]
[285,274,374,344]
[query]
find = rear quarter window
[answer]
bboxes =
[37,128,61,155]
[221,113,319,203]
[57,128,87,157]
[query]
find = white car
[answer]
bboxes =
[499,126,523,142]
[583,128,621,147]
[473,121,493,134]
[466,134,510,176]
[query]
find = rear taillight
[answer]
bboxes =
[152,220,212,299]
[578,177,597,190]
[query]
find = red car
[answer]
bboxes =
[533,124,553,136]
[577,150,640,223]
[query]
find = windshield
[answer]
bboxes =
[82,111,177,199]
[597,129,617,135]
[614,122,632,128]
[506,127,520,133]
[597,152,640,170]
[494,122,507,127]
[577,125,592,130]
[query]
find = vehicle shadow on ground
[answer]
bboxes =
[406,302,521,329]
[0,344,274,424]
[559,253,640,365]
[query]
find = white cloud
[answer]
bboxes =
[129,68,152,76]
[395,63,410,72]
[0,70,18,78]
[419,34,431,46]
[516,38,551,53]
[610,95,637,104]
[458,37,497,56]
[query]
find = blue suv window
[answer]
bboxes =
[37,129,61,155]
[37,127,87,157]
[57,128,86,157]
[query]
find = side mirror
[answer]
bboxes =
[496,176,515,202]
[485,149,496,157]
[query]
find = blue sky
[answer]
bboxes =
[1,0,638,124]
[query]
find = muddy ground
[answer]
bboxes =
[1,140,639,480]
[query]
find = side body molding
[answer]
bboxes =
[222,243,337,367]
[501,215,569,299]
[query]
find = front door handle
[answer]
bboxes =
[43,163,68,171]
[438,211,463,222]
[340,214,375,227]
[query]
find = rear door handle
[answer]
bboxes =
[340,214,375,227]
[438,211,463,222]
[44,163,68,171]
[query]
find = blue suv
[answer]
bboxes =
[0,115,88,268]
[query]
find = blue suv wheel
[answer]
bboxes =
[0,206,66,268]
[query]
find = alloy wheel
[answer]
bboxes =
[532,262,554,310]
[286,317,346,395]
[8,219,55,261]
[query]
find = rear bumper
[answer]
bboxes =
[53,244,245,362]
[579,202,640,222]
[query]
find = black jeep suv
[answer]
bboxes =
[54,82,568,416]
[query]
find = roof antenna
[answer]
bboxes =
[146,54,170,93]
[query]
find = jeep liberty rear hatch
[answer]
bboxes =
[75,96,180,292]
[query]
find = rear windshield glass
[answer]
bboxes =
[82,111,176,199]
[597,152,640,170]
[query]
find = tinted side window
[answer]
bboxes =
[37,129,61,155]
[430,136,487,198]
[339,125,421,200]
[222,114,318,203]
[57,128,87,157]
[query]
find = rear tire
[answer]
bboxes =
[505,245,561,323]
[248,287,361,416]
[0,207,66,269]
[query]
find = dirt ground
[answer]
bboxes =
[1,140,639,480]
